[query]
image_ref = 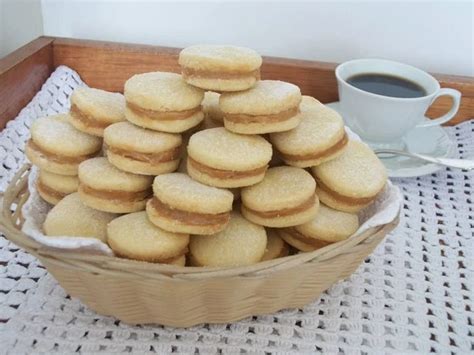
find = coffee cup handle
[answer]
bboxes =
[416,88,461,128]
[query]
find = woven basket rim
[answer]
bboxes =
[0,165,400,279]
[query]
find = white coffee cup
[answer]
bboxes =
[335,59,461,150]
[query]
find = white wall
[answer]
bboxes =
[41,1,473,76]
[0,0,43,58]
[0,1,472,76]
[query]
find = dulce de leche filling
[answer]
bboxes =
[245,193,317,218]
[224,106,300,124]
[188,157,267,180]
[182,67,260,80]
[315,177,377,206]
[150,197,230,226]
[27,140,98,164]
[80,184,152,202]
[126,102,201,121]
[284,228,331,248]
[70,104,109,129]
[37,181,68,201]
[279,133,349,162]
[108,146,181,164]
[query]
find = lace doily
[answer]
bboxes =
[0,67,472,354]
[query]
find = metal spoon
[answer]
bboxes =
[375,149,474,170]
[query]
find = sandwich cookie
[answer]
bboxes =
[312,140,387,212]
[278,204,359,252]
[37,170,79,205]
[70,87,125,137]
[189,212,267,267]
[179,45,262,92]
[187,127,272,188]
[220,80,302,134]
[78,157,153,213]
[146,173,234,235]
[241,166,319,227]
[124,72,204,133]
[25,114,102,175]
[107,212,189,263]
[43,193,117,242]
[104,122,182,175]
[202,91,224,128]
[270,96,348,167]
[261,229,290,261]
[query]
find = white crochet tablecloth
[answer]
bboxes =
[0,67,472,354]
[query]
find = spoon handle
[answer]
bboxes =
[375,149,474,170]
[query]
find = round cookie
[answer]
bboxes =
[124,72,204,133]
[277,230,316,252]
[43,193,117,242]
[270,96,348,168]
[179,45,262,91]
[241,166,319,227]
[107,212,189,263]
[146,173,234,235]
[25,114,102,175]
[261,229,290,261]
[78,157,153,213]
[189,212,267,267]
[279,204,359,252]
[311,140,387,213]
[37,170,79,205]
[220,80,302,134]
[104,122,182,175]
[202,91,224,126]
[187,127,272,188]
[70,87,125,136]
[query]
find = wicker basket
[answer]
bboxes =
[0,165,399,327]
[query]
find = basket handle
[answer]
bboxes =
[0,164,43,252]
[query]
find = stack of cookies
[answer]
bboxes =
[29,44,387,268]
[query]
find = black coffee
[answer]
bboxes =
[346,73,427,98]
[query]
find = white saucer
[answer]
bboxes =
[326,101,457,178]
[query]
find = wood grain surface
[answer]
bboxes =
[0,37,55,130]
[1,36,473,128]
[51,38,474,126]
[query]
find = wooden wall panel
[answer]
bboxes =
[0,37,55,129]
[52,38,474,125]
[1,37,472,129]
